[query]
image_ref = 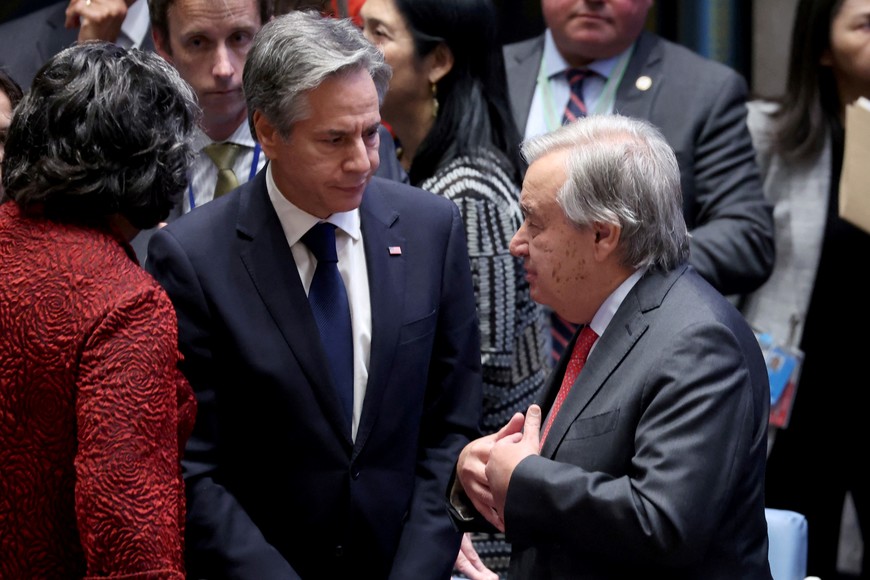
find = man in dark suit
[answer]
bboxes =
[0,0,152,90]
[449,114,772,578]
[146,10,482,579]
[503,0,775,363]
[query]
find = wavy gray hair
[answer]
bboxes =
[522,114,690,271]
[243,10,391,140]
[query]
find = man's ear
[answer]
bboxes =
[427,42,455,85]
[592,222,621,261]
[253,110,279,158]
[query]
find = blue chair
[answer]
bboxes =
[766,508,809,580]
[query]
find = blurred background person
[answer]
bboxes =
[360,0,549,577]
[0,0,151,90]
[133,0,274,260]
[740,0,870,577]
[504,0,775,364]
[0,42,198,578]
[0,68,22,197]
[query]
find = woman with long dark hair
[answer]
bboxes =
[741,0,870,577]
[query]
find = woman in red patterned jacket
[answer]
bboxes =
[0,42,198,578]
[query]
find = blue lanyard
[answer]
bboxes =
[188,141,262,210]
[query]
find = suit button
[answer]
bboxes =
[335,545,344,558]
[352,470,361,480]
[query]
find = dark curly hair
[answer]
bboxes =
[1,42,199,230]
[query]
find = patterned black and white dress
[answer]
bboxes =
[422,148,550,577]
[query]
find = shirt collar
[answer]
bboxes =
[542,28,630,81]
[588,266,647,337]
[265,163,362,246]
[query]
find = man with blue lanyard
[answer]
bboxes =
[502,0,776,365]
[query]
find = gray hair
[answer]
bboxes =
[522,114,690,271]
[243,10,391,140]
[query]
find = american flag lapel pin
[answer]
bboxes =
[388,245,402,256]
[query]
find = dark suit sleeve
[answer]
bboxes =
[388,202,484,579]
[684,71,775,295]
[147,228,299,579]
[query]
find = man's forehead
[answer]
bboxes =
[169,0,261,24]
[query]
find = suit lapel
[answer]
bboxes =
[504,35,545,134]
[614,32,663,120]
[351,182,406,454]
[539,267,686,455]
[539,312,647,456]
[236,172,353,444]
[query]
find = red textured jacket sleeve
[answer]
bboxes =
[74,286,196,579]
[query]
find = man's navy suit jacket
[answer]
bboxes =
[147,171,482,579]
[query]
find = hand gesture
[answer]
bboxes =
[65,0,130,44]
[453,532,499,580]
[485,405,542,528]
[456,411,525,530]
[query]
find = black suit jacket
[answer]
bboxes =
[504,31,775,296]
[0,0,154,89]
[147,171,482,579]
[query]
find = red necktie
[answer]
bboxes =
[540,325,599,448]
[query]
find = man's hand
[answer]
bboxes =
[453,533,499,580]
[485,405,542,525]
[65,0,130,43]
[456,412,525,531]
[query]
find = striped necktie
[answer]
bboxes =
[562,68,592,124]
[550,68,595,363]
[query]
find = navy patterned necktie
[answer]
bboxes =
[301,222,354,426]
[562,68,592,124]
